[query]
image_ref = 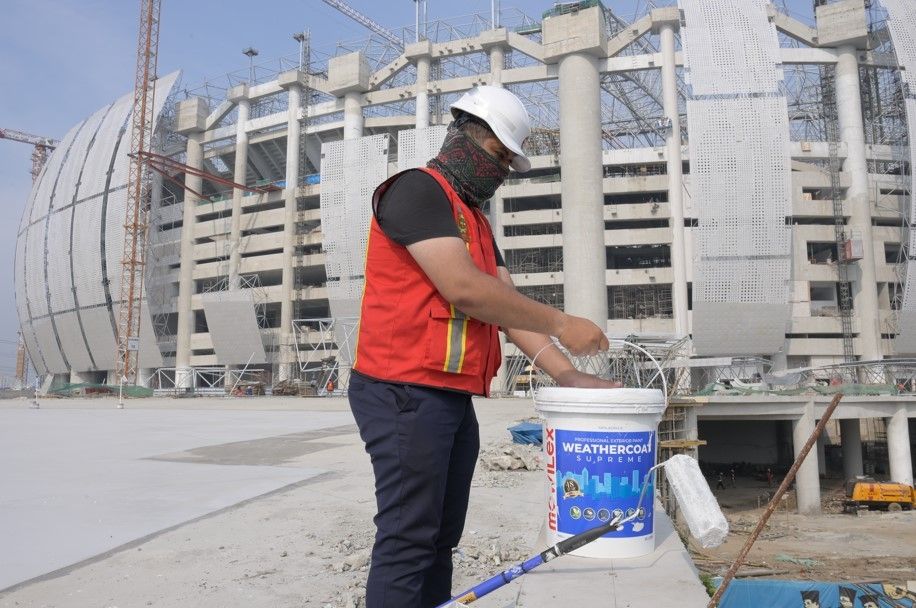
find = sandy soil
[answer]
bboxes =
[687,477,916,584]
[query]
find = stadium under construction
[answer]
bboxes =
[13,0,916,512]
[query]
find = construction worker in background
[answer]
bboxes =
[349,85,619,608]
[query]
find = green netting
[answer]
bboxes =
[49,383,153,398]
[542,0,605,20]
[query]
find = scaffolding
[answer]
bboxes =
[609,285,673,320]
[291,317,359,394]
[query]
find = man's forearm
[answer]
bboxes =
[504,327,574,380]
[450,271,566,337]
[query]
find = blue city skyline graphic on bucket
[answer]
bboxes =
[555,429,655,538]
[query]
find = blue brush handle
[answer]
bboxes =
[438,555,545,607]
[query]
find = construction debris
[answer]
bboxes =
[478,442,541,471]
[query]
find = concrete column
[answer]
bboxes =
[793,402,822,514]
[228,90,250,290]
[489,45,504,87]
[69,370,91,384]
[558,52,607,326]
[840,418,863,479]
[835,47,882,360]
[175,133,203,389]
[343,92,363,140]
[137,368,153,388]
[816,429,827,476]
[416,56,431,128]
[685,405,699,459]
[278,77,302,383]
[659,23,688,339]
[886,405,913,486]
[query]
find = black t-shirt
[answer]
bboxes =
[375,170,506,267]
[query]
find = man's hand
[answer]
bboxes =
[553,315,610,356]
[554,369,623,389]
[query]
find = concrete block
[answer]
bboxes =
[404,39,433,61]
[174,97,209,134]
[542,5,608,62]
[328,52,370,96]
[227,83,249,102]
[278,69,308,89]
[816,0,868,49]
[650,7,680,34]
[478,28,509,49]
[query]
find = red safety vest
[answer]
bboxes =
[353,167,502,396]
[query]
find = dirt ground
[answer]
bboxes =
[686,476,916,585]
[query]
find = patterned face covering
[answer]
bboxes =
[427,122,510,207]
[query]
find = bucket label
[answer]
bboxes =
[554,429,655,538]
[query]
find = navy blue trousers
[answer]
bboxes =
[348,372,480,608]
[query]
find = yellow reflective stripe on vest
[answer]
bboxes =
[444,304,469,373]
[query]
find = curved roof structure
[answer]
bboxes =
[15,72,180,376]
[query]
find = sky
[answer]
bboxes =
[0,0,816,379]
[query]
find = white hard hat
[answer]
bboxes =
[450,85,531,173]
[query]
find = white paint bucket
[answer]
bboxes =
[535,387,666,559]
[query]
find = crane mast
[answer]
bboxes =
[115,0,161,390]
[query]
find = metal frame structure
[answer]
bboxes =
[15,2,916,400]
[291,317,359,393]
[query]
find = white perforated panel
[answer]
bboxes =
[71,196,106,307]
[80,97,132,200]
[33,317,66,374]
[397,126,448,172]
[14,236,29,337]
[885,0,916,349]
[14,72,181,376]
[47,210,75,313]
[320,134,390,319]
[56,105,109,210]
[680,0,792,355]
[55,310,93,372]
[202,291,267,364]
[81,307,116,371]
[28,121,84,224]
[21,326,47,377]
[679,0,783,96]
[25,223,48,319]
[104,187,128,300]
[138,302,164,369]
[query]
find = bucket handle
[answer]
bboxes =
[528,337,669,406]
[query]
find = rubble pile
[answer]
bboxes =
[478,442,541,471]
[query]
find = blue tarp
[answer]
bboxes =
[718,579,915,608]
[508,422,543,445]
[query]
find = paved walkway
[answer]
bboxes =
[0,402,347,590]
[0,396,710,606]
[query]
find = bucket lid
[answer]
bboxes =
[534,387,666,415]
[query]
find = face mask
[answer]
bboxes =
[427,124,509,206]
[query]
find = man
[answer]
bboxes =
[859,594,879,608]
[838,586,856,608]
[349,85,618,608]
[802,590,821,608]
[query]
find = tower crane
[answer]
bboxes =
[0,128,58,182]
[115,0,161,395]
[320,0,405,48]
[0,127,59,388]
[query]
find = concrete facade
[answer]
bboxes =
[14,5,916,395]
